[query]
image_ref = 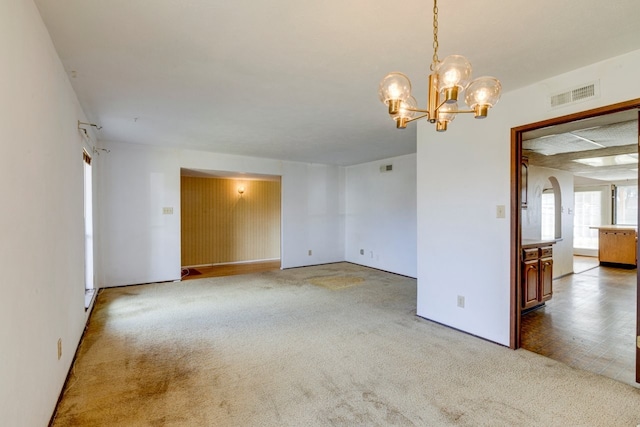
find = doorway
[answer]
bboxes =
[511,99,640,385]
[179,169,282,275]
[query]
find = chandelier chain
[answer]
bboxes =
[431,0,439,71]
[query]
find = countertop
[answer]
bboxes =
[522,239,557,249]
[590,225,637,231]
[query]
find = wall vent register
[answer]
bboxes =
[550,82,598,108]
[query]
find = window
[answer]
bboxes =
[83,149,94,306]
[615,184,638,225]
[574,190,602,250]
[541,191,555,240]
[541,177,562,240]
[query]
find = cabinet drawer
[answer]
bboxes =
[522,248,539,261]
[540,247,553,258]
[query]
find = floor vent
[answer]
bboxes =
[550,82,598,108]
[380,164,393,173]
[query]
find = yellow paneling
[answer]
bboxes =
[181,176,281,266]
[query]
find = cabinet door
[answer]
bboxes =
[540,258,553,301]
[599,231,637,265]
[522,259,539,308]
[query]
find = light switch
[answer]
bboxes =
[162,207,173,215]
[496,205,506,219]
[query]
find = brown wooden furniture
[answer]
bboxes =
[592,226,637,267]
[521,241,554,310]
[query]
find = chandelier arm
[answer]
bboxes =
[434,99,449,111]
[446,109,475,114]
[403,113,431,124]
[404,107,431,114]
[433,99,475,115]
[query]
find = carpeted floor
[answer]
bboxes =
[51,262,640,426]
[308,275,365,290]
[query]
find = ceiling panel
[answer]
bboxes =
[523,116,638,182]
[523,133,602,156]
[572,120,638,147]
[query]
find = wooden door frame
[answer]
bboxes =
[510,99,640,363]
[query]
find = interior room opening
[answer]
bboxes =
[179,168,282,279]
[514,103,640,387]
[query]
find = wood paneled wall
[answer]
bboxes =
[181,176,281,266]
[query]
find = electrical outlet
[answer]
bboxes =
[308,249,312,256]
[457,295,465,308]
[57,338,62,360]
[360,249,364,255]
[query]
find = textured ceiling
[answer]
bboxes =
[523,111,638,183]
[524,121,637,156]
[34,0,640,166]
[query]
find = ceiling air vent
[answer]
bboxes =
[380,164,393,173]
[550,81,599,108]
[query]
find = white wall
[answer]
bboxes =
[417,49,640,345]
[0,0,94,424]
[97,140,346,287]
[345,154,417,277]
[97,142,181,286]
[280,162,346,268]
[523,165,575,278]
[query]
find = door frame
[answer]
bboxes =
[510,99,640,382]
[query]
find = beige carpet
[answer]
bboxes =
[308,275,365,290]
[52,262,640,426]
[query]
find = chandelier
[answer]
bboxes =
[378,0,502,132]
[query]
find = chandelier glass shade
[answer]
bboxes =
[378,0,501,132]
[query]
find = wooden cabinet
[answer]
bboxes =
[521,245,553,310]
[540,247,553,302]
[598,229,636,266]
[522,249,539,308]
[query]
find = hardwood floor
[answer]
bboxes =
[573,255,600,274]
[181,260,281,280]
[521,259,637,387]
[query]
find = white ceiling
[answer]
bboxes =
[34,0,640,166]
